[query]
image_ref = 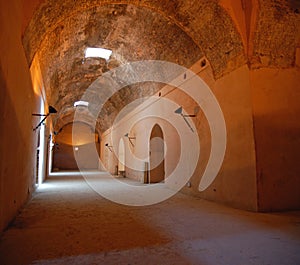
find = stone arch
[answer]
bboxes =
[53,108,101,139]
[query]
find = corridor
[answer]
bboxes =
[0,173,299,265]
[1,1,300,264]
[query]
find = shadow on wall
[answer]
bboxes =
[53,142,100,170]
[254,111,300,211]
[149,124,165,183]
[0,63,36,232]
[122,117,181,183]
[52,122,100,171]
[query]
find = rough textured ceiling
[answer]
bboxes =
[36,4,203,132]
[22,0,300,133]
[252,0,300,68]
[23,0,245,75]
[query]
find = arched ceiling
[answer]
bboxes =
[55,122,98,146]
[22,0,300,133]
[36,4,204,132]
[23,0,245,76]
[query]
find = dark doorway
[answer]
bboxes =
[149,124,165,183]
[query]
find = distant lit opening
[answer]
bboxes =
[74,101,89,107]
[38,100,45,186]
[84,47,112,60]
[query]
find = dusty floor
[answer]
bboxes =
[0,172,300,265]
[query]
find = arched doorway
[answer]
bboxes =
[149,124,165,183]
[118,138,125,176]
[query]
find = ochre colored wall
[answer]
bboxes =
[100,139,118,174]
[101,61,258,211]
[52,142,100,170]
[52,123,100,170]
[125,117,180,182]
[21,0,44,34]
[190,65,257,211]
[52,143,79,170]
[0,0,38,232]
[251,68,300,211]
[100,103,182,180]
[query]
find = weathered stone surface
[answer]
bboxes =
[22,0,300,133]
[252,0,300,68]
[35,4,204,132]
[23,0,245,78]
[23,1,247,132]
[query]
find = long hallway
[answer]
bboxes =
[0,173,299,265]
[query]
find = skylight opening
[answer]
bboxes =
[74,101,89,107]
[84,47,112,60]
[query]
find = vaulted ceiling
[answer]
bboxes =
[22,0,300,133]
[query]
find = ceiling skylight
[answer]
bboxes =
[74,101,89,107]
[84,47,112,60]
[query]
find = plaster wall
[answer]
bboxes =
[100,140,118,174]
[250,68,300,211]
[101,105,181,179]
[52,123,100,170]
[101,62,258,210]
[125,117,180,183]
[179,64,258,211]
[0,0,38,232]
[52,142,100,170]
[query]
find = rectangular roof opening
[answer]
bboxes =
[84,47,112,60]
[74,101,89,107]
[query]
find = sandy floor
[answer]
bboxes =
[0,172,299,265]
